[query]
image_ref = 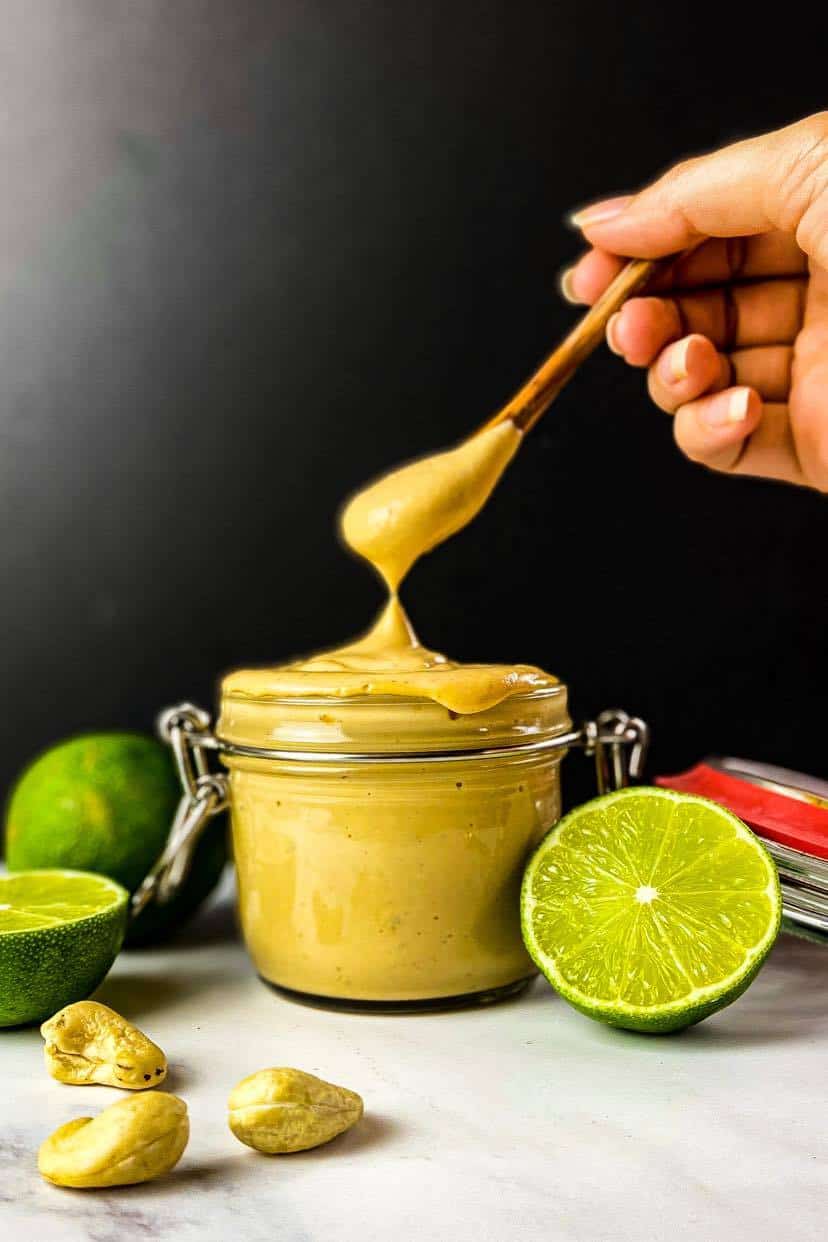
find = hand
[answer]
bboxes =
[562,113,828,491]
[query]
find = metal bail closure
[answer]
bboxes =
[581,710,650,795]
[130,704,228,922]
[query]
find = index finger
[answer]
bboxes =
[563,232,806,306]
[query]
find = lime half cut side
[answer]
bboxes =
[0,870,128,1027]
[521,788,781,1033]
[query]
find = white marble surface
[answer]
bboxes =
[2,873,827,1242]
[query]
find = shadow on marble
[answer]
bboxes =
[93,972,202,1019]
[518,933,828,1049]
[122,895,240,954]
[681,932,828,1049]
[153,1154,259,1192]
[85,1153,263,1206]
[305,1111,401,1159]
[161,1062,198,1093]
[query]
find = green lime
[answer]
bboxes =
[5,733,227,946]
[0,870,128,1026]
[521,787,781,1033]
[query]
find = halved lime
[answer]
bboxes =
[521,787,781,1033]
[0,870,128,1027]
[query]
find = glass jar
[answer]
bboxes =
[135,695,648,1012]
[220,687,568,1009]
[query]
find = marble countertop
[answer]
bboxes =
[3,874,827,1242]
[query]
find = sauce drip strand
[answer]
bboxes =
[224,421,557,713]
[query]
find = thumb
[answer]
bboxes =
[574,113,828,270]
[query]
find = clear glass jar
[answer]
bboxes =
[137,697,647,1012]
[217,687,570,1010]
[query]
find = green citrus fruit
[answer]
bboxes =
[0,870,128,1026]
[5,733,227,945]
[521,787,781,1033]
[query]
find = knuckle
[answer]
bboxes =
[777,116,828,235]
[663,155,698,185]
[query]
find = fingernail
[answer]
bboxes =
[726,388,752,422]
[569,195,633,229]
[606,312,624,356]
[659,338,693,385]
[702,388,752,429]
[559,267,579,304]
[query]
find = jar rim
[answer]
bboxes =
[217,679,571,757]
[220,684,566,707]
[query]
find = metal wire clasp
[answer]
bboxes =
[579,709,650,795]
[130,704,228,921]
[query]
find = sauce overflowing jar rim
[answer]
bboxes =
[217,683,572,760]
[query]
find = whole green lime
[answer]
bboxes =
[5,733,227,946]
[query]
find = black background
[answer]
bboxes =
[0,1,825,811]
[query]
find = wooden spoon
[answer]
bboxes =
[484,256,676,434]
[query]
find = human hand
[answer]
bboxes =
[562,113,828,491]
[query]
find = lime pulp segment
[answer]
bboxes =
[0,870,126,932]
[521,787,781,1032]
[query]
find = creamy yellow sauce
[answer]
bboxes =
[221,418,564,1004]
[223,420,557,714]
[340,420,523,591]
[230,748,562,1002]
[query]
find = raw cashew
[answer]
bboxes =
[228,1067,363,1153]
[41,1001,167,1089]
[38,1092,189,1188]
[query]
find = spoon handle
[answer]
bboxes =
[485,256,671,435]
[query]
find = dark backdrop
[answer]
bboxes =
[0,1,825,810]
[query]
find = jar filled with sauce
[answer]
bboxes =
[217,681,570,1009]
[137,421,647,1008]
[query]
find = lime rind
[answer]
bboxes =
[521,787,781,1033]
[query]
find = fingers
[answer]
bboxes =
[649,233,807,290]
[728,347,793,403]
[646,336,793,413]
[600,279,805,366]
[562,232,806,305]
[569,113,828,265]
[561,248,625,303]
[649,359,805,484]
[646,335,727,412]
[672,394,805,485]
[707,402,806,486]
[607,297,683,366]
[672,388,763,473]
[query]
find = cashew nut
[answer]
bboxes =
[228,1067,363,1153]
[41,1001,167,1089]
[38,1092,189,1188]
